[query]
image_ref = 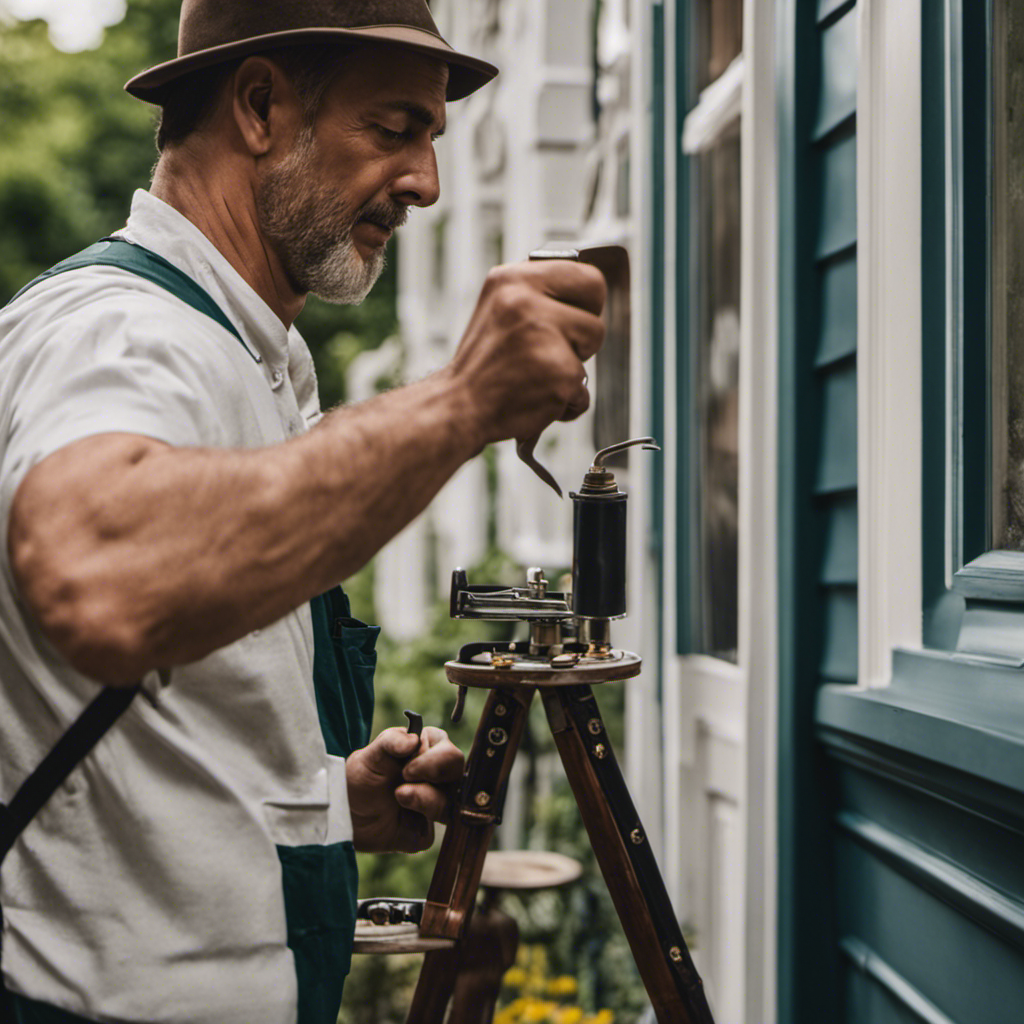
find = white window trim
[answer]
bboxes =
[661,2,780,1019]
[856,0,923,689]
[737,2,778,1021]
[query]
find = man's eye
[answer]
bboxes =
[375,125,406,141]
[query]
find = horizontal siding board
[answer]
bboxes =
[820,586,858,681]
[816,10,859,138]
[836,761,1024,906]
[817,251,859,365]
[837,834,1024,1024]
[821,495,859,584]
[817,131,858,258]
[842,940,960,1024]
[816,363,859,492]
[838,811,1024,950]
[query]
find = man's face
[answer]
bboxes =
[256,47,448,305]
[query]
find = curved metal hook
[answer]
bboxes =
[593,437,661,468]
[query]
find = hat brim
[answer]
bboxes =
[125,25,498,104]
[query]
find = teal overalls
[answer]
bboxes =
[5,240,378,1024]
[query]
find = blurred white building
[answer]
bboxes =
[370,0,632,636]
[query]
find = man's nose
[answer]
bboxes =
[390,139,441,208]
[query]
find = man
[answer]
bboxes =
[0,2,605,1022]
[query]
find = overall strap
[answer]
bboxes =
[0,234,257,859]
[0,688,137,862]
[11,238,261,363]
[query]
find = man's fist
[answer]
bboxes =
[449,260,607,449]
[346,725,464,853]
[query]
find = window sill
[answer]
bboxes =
[816,647,1024,809]
[952,549,1024,602]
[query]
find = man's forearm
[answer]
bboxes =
[9,368,480,684]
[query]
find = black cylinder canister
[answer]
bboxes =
[571,490,627,619]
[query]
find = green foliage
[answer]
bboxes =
[0,0,395,407]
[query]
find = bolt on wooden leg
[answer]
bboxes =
[541,685,715,1024]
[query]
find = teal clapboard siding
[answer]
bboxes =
[817,253,859,366]
[791,2,1024,1021]
[778,0,860,1020]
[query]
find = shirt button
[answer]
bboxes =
[271,369,284,389]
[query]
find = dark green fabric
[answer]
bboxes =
[310,587,378,758]
[11,238,260,363]
[278,587,378,1023]
[276,840,361,1024]
[8,993,95,1023]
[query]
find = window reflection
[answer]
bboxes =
[698,127,741,661]
[992,0,1024,549]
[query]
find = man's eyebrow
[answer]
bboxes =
[384,100,446,136]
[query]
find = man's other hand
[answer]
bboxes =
[346,725,464,853]
[449,260,607,450]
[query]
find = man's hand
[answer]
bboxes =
[449,260,607,449]
[346,725,464,853]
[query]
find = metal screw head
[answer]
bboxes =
[486,747,496,758]
[475,791,490,807]
[594,744,607,759]
[495,704,508,717]
[630,828,644,845]
[488,727,508,746]
[669,946,683,962]
[550,652,580,668]
[587,719,602,736]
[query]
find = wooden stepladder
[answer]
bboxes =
[404,597,715,1023]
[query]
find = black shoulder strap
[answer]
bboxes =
[0,687,137,861]
[1,235,253,861]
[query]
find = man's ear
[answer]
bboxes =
[231,57,303,157]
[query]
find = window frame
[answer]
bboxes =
[942,0,1024,601]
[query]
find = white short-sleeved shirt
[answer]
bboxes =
[0,190,351,1024]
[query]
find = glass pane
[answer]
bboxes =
[698,125,741,661]
[992,0,1024,549]
[697,0,744,89]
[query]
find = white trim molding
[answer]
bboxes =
[856,0,924,688]
[738,0,779,1020]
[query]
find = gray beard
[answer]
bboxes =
[256,132,386,305]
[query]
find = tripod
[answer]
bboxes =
[405,649,715,1024]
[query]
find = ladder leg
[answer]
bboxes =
[541,685,715,1024]
[408,686,533,1023]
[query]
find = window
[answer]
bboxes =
[680,0,743,661]
[926,0,1024,652]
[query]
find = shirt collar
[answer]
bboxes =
[122,189,294,373]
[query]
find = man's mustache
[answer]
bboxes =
[356,201,408,233]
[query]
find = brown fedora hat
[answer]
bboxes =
[125,0,498,104]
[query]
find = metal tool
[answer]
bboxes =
[404,709,423,739]
[357,897,425,927]
[407,441,715,1024]
[520,244,632,498]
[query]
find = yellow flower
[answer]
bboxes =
[521,997,558,1022]
[495,997,528,1024]
[546,975,579,998]
[582,1012,615,1024]
[504,967,529,990]
[553,1008,584,1024]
